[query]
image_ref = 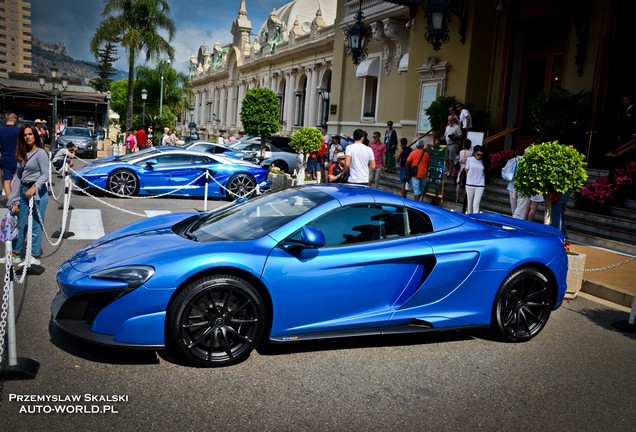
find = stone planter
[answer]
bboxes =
[565,252,586,299]
[268,173,294,191]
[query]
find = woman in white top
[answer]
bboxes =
[464,145,486,213]
[456,139,473,202]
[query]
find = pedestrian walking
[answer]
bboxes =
[5,124,50,266]
[345,128,375,185]
[0,112,19,199]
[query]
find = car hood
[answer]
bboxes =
[66,213,195,273]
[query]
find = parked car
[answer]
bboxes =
[57,126,98,158]
[238,137,297,173]
[53,184,567,367]
[70,146,269,198]
[179,141,259,163]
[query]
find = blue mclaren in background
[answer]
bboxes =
[70,146,269,199]
[53,185,568,367]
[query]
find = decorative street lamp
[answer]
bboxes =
[382,0,467,51]
[425,0,451,51]
[344,0,371,66]
[105,90,112,139]
[159,59,171,117]
[141,88,148,125]
[38,66,68,131]
[189,104,195,124]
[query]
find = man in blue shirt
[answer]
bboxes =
[0,113,19,199]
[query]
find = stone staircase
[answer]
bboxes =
[378,171,636,256]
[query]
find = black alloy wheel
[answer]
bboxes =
[168,275,265,367]
[226,174,256,199]
[492,267,553,342]
[107,169,139,197]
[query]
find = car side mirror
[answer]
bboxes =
[300,225,325,248]
[145,159,157,168]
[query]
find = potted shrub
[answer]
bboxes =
[575,176,618,214]
[425,95,457,136]
[513,141,587,225]
[289,127,324,185]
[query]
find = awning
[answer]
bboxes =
[356,57,379,78]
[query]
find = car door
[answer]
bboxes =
[137,153,201,194]
[262,203,435,340]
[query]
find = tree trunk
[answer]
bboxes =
[126,51,136,130]
[295,152,306,185]
[543,193,552,225]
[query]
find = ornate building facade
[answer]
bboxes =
[190,0,634,167]
[188,0,337,137]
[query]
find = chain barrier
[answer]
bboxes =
[13,197,35,285]
[35,176,73,248]
[67,166,209,200]
[568,256,635,273]
[0,245,11,371]
[47,152,70,202]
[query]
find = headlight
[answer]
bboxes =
[90,266,155,290]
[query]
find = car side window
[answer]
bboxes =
[407,208,434,235]
[289,204,412,247]
[142,154,193,166]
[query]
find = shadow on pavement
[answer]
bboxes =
[256,330,476,357]
[48,321,160,365]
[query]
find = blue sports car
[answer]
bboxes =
[53,185,568,367]
[71,147,269,199]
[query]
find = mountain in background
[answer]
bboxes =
[31,37,127,85]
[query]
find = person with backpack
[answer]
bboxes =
[501,154,521,216]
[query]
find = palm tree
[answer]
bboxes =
[90,0,176,129]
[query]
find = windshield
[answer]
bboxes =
[116,147,162,162]
[63,128,92,137]
[184,188,332,242]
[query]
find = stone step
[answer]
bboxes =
[377,171,636,256]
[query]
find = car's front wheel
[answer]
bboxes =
[107,170,139,196]
[272,160,289,173]
[167,275,266,367]
[226,174,256,200]
[492,267,553,342]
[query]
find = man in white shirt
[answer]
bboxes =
[345,129,375,185]
[456,102,472,138]
[444,115,463,176]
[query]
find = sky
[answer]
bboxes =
[29,0,287,73]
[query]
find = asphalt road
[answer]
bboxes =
[1,168,635,431]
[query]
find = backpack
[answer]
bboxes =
[501,156,518,181]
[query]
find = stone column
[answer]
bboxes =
[305,67,318,127]
[284,70,297,133]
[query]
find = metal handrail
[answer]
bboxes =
[483,127,519,146]
[605,136,636,157]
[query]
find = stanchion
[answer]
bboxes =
[0,241,40,379]
[612,299,636,333]
[53,175,75,239]
[204,171,211,212]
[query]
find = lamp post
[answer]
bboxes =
[159,59,171,118]
[344,0,370,66]
[38,67,68,140]
[141,89,148,125]
[105,91,112,139]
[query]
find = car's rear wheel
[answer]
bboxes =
[167,275,265,367]
[272,160,289,173]
[226,174,256,200]
[492,267,553,342]
[107,170,139,196]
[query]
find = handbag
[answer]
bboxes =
[409,149,426,178]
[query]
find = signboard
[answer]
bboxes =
[424,145,446,199]
[417,84,438,133]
